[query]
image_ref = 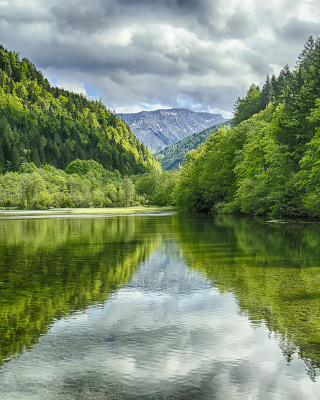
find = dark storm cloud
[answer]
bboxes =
[51,1,107,34]
[0,0,319,115]
[51,0,204,34]
[49,0,254,41]
[32,40,183,78]
[240,51,269,78]
[278,18,320,43]
[223,11,256,39]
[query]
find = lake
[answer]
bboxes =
[0,211,320,399]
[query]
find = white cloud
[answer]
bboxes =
[54,79,87,96]
[0,0,318,115]
[116,103,171,114]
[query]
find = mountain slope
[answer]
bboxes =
[155,121,230,170]
[173,36,320,217]
[0,45,160,175]
[117,108,226,153]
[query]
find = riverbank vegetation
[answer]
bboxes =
[174,36,320,218]
[0,159,178,209]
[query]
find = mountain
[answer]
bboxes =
[117,108,227,153]
[155,121,230,170]
[0,45,159,175]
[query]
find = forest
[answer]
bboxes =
[174,36,320,218]
[0,45,159,176]
[2,37,320,217]
[155,121,230,170]
[0,159,178,209]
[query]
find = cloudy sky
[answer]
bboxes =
[0,0,320,117]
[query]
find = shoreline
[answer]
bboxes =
[0,206,177,219]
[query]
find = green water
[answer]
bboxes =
[0,212,320,399]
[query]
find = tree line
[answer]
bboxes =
[0,159,177,209]
[174,36,320,218]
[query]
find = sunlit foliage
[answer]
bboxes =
[175,36,320,218]
[0,45,160,175]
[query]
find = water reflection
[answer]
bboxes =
[0,216,162,367]
[1,213,320,399]
[175,213,320,380]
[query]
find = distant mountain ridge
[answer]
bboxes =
[117,108,227,153]
[155,121,230,170]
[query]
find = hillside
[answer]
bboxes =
[155,121,230,170]
[117,108,226,153]
[174,36,320,218]
[0,45,160,175]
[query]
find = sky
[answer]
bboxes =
[0,0,320,118]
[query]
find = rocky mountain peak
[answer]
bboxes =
[117,108,226,153]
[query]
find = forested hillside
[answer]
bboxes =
[174,36,320,218]
[0,45,159,175]
[155,121,230,170]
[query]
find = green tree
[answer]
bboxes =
[121,177,136,206]
[0,46,160,174]
[232,84,262,126]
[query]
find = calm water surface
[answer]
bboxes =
[0,212,320,399]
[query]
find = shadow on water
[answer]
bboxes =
[55,370,208,400]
